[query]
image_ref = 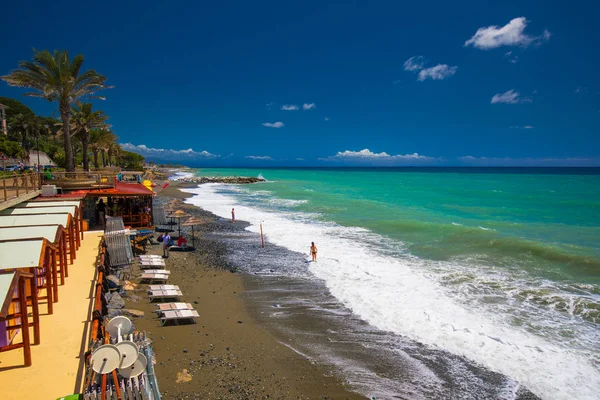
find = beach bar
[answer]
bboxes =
[0,270,37,367]
[86,181,155,228]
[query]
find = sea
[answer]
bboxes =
[177,167,600,400]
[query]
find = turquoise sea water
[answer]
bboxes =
[196,167,600,285]
[183,167,600,399]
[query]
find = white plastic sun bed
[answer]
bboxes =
[139,258,166,265]
[155,302,194,314]
[160,309,200,325]
[142,269,170,275]
[140,273,169,283]
[148,284,179,291]
[138,255,163,260]
[149,289,183,301]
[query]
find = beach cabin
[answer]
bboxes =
[15,200,84,242]
[0,270,38,367]
[0,205,82,250]
[0,238,59,315]
[0,213,77,264]
[0,225,69,283]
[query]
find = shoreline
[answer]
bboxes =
[125,181,364,399]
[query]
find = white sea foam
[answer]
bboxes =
[183,184,600,400]
[169,171,194,180]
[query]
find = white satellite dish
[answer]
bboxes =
[115,340,139,369]
[91,344,121,374]
[107,316,133,339]
[118,353,147,378]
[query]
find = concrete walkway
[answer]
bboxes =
[0,231,102,400]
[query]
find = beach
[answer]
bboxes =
[123,182,363,399]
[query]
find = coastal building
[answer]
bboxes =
[0,103,7,136]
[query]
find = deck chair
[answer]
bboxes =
[139,259,166,268]
[148,284,179,291]
[149,289,183,301]
[160,309,200,325]
[155,302,194,314]
[140,273,169,283]
[138,255,163,260]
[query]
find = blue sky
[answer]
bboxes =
[1,0,599,166]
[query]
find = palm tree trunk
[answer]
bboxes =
[60,105,75,172]
[101,150,106,167]
[82,137,90,171]
[92,150,99,169]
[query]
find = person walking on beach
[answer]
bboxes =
[162,233,171,258]
[310,242,318,262]
[231,208,235,224]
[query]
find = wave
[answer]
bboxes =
[182,183,600,400]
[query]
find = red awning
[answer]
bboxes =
[84,182,155,197]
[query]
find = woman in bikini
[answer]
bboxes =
[310,242,318,262]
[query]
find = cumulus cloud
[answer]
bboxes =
[491,89,531,104]
[321,149,435,164]
[281,104,299,111]
[418,64,457,81]
[465,17,551,50]
[245,155,273,160]
[303,103,316,110]
[458,156,599,167]
[403,56,426,71]
[120,143,218,158]
[262,121,284,128]
[505,51,518,63]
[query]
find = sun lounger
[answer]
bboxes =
[149,289,183,301]
[160,309,200,325]
[142,269,170,274]
[156,302,194,314]
[139,260,166,268]
[148,284,179,291]
[138,255,163,259]
[140,273,169,283]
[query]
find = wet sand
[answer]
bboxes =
[122,182,364,399]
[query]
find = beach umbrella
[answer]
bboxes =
[181,217,210,248]
[168,209,189,236]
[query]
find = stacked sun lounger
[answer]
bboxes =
[140,273,169,283]
[148,289,183,301]
[160,309,200,325]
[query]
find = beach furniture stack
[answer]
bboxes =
[104,217,134,267]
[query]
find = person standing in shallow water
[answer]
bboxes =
[310,242,318,262]
[231,208,235,223]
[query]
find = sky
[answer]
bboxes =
[1,0,599,166]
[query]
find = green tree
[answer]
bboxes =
[89,128,114,169]
[8,113,34,151]
[2,50,111,172]
[0,135,25,158]
[71,103,108,171]
[0,97,34,120]
[119,150,145,170]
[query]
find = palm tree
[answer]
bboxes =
[8,113,33,152]
[71,103,108,171]
[89,128,114,169]
[2,50,111,172]
[107,141,121,166]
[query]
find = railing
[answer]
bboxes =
[41,171,116,191]
[0,172,42,204]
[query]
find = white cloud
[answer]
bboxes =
[303,103,316,110]
[465,17,551,50]
[505,51,518,63]
[403,56,426,71]
[324,117,329,121]
[120,143,218,158]
[262,121,284,128]
[296,158,305,161]
[265,102,274,110]
[458,156,599,167]
[574,86,587,94]
[245,155,272,160]
[509,125,534,129]
[321,149,435,164]
[491,89,531,104]
[417,64,457,81]
[281,104,299,111]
